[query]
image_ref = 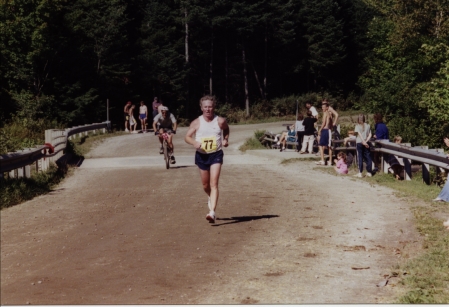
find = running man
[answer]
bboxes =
[185,95,230,223]
[139,101,148,132]
[153,106,177,164]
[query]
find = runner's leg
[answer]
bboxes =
[208,163,222,212]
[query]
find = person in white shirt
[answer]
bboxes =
[305,102,319,119]
[139,101,148,132]
[185,95,230,223]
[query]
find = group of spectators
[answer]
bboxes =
[278,100,412,179]
[123,97,172,133]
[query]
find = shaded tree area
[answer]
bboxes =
[0,0,374,128]
[2,0,448,148]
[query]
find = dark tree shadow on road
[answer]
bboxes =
[212,215,279,226]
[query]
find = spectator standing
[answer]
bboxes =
[124,101,132,132]
[433,137,449,202]
[305,102,319,119]
[139,101,148,132]
[373,113,389,170]
[295,114,305,152]
[300,111,317,154]
[354,114,374,177]
[152,97,161,119]
[316,101,338,165]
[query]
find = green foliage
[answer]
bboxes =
[239,130,267,152]
[0,116,61,154]
[0,164,66,209]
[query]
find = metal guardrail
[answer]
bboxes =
[373,139,449,184]
[0,121,110,179]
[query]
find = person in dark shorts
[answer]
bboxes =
[185,95,230,223]
[124,101,132,132]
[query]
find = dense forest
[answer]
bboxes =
[1,0,448,150]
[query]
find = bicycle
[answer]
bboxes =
[155,130,176,169]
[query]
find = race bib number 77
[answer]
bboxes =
[200,136,217,153]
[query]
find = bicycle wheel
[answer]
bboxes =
[163,141,170,169]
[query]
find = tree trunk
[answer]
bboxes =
[185,8,189,63]
[264,25,267,99]
[252,63,265,99]
[209,29,213,95]
[225,43,228,103]
[242,47,249,117]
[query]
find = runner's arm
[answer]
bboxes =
[185,119,201,149]
[329,107,339,126]
[218,117,230,147]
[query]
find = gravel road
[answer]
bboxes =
[1,121,421,304]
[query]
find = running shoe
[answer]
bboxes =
[366,172,372,177]
[159,147,163,154]
[125,128,129,132]
[206,212,216,223]
[170,155,176,164]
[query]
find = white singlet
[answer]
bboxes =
[195,115,222,154]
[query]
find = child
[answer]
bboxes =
[334,152,348,174]
[343,130,356,146]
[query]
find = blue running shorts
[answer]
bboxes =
[195,150,224,171]
[319,129,331,147]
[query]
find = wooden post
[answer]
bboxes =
[403,158,412,180]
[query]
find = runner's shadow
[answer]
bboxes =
[212,215,279,226]
[170,165,194,169]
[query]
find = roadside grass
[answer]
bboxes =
[281,157,320,164]
[239,130,266,152]
[311,163,449,303]
[1,130,123,210]
[0,164,67,210]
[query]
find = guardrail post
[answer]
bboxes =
[381,153,388,173]
[422,163,430,185]
[17,167,24,178]
[9,169,15,178]
[102,127,106,133]
[403,158,412,181]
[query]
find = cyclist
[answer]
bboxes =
[153,106,177,164]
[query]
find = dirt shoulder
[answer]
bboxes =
[1,122,422,304]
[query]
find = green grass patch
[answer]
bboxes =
[0,164,67,209]
[281,157,320,164]
[239,129,267,152]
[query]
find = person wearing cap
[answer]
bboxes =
[185,95,230,224]
[153,106,177,163]
[124,101,132,132]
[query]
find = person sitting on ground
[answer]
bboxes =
[343,130,356,146]
[295,114,305,152]
[278,125,296,152]
[334,152,348,175]
[387,135,404,180]
[433,137,449,202]
[300,111,317,154]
